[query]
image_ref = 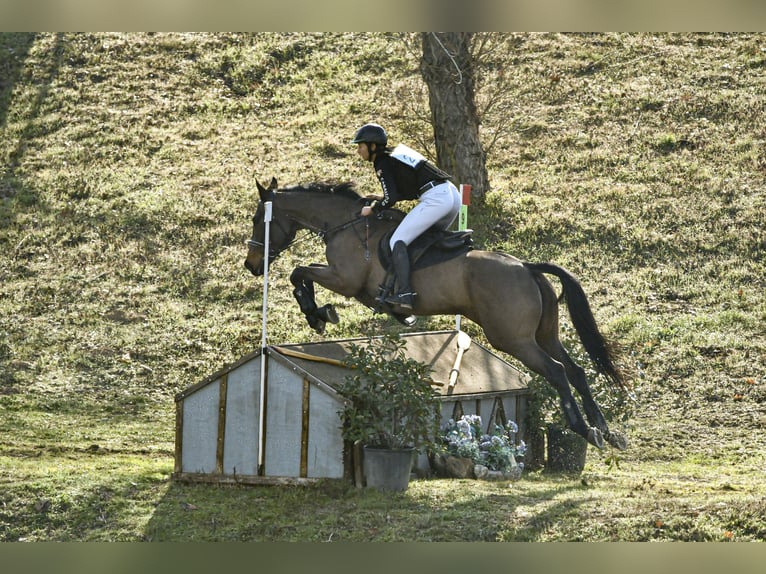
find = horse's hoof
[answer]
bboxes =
[605,430,628,450]
[307,316,326,335]
[317,304,339,324]
[587,427,604,449]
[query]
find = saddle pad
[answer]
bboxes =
[378,227,473,272]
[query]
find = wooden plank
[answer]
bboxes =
[259,350,269,476]
[306,385,345,478]
[274,345,347,367]
[172,471,346,487]
[174,348,262,401]
[263,360,302,477]
[174,399,184,474]
[216,373,228,475]
[222,359,260,477]
[516,394,527,438]
[353,440,364,488]
[492,396,508,428]
[451,400,464,421]
[181,380,220,474]
[440,388,528,402]
[300,378,310,478]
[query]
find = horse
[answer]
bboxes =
[244,177,628,450]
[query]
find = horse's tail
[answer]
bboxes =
[524,261,626,391]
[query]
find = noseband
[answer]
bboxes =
[246,216,294,263]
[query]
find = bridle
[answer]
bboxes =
[246,208,368,263]
[246,215,294,263]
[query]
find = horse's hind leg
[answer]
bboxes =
[542,340,609,434]
[534,275,628,450]
[544,343,627,450]
[505,340,604,449]
[560,346,629,450]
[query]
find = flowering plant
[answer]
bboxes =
[440,414,526,473]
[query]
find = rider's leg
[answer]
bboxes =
[384,240,415,310]
[384,183,461,310]
[388,183,461,248]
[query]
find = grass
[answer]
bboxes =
[1,32,765,542]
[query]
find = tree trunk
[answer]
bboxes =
[420,32,489,200]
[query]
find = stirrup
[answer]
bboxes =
[383,292,415,310]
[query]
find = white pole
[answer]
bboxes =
[456,184,471,332]
[258,200,273,474]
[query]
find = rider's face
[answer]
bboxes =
[357,142,374,162]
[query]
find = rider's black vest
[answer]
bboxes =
[373,151,452,210]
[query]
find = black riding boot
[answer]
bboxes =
[384,240,416,310]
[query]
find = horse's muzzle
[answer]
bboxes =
[244,258,264,276]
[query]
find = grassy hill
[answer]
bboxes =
[1,32,764,541]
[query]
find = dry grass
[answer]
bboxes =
[1,32,764,542]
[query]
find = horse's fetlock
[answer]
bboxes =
[293,287,317,314]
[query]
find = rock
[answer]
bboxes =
[444,456,475,478]
[474,464,489,479]
[504,466,523,481]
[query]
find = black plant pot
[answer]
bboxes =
[546,425,587,473]
[362,446,415,491]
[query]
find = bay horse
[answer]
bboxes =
[244,178,627,450]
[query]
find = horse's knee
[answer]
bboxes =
[289,268,304,286]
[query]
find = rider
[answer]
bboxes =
[352,123,461,311]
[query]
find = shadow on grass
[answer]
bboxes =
[1,33,63,223]
[0,33,37,130]
[143,474,588,542]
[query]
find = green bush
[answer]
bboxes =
[338,334,441,450]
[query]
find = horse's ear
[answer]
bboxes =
[256,179,275,201]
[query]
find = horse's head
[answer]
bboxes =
[244,178,298,276]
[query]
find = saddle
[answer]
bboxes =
[375,211,474,319]
[377,226,474,271]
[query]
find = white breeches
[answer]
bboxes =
[389,181,461,249]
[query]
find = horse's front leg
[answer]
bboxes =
[290,265,343,334]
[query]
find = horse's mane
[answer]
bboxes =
[283,181,362,202]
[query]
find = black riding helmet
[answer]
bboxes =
[351,123,388,147]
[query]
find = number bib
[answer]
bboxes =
[390,144,425,169]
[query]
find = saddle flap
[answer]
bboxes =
[378,227,474,271]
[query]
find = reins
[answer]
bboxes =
[293,212,367,244]
[248,210,369,261]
